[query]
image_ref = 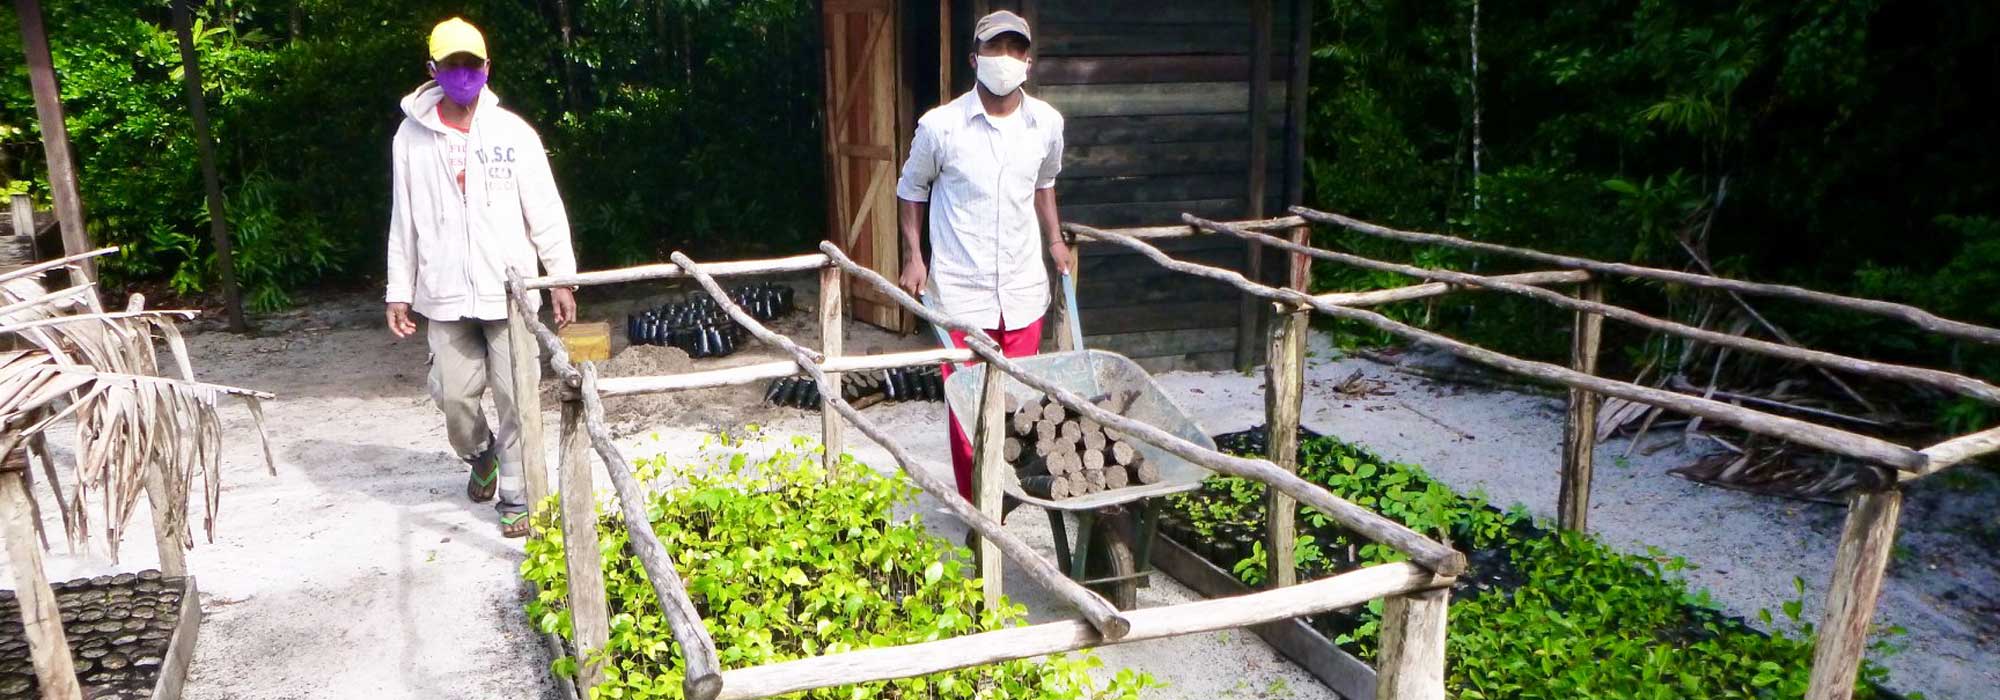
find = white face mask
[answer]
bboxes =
[975,55,1029,96]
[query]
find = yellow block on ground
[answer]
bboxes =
[559,321,611,363]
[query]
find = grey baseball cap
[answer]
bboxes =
[974,10,1031,45]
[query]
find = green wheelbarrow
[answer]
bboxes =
[932,273,1217,609]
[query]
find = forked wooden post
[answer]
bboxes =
[1263,226,1312,589]
[507,289,551,507]
[127,295,189,576]
[558,397,612,691]
[1263,303,1306,589]
[1804,489,1904,700]
[819,265,844,474]
[1374,586,1449,700]
[971,365,1008,612]
[1558,282,1605,531]
[1,460,82,700]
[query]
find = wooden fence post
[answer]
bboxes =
[971,364,1008,612]
[1557,282,1604,531]
[1263,224,1312,589]
[820,265,844,474]
[126,295,190,576]
[559,396,612,692]
[1804,489,1904,700]
[508,291,550,508]
[8,194,38,261]
[2,461,83,700]
[1374,586,1449,700]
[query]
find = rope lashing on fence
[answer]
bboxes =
[813,241,1471,576]
[663,252,1135,642]
[1292,206,2000,346]
[504,272,724,700]
[1189,213,2000,405]
[1057,224,1930,473]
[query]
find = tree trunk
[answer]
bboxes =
[171,0,250,332]
[550,0,582,114]
[14,0,96,285]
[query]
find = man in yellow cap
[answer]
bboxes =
[385,17,578,537]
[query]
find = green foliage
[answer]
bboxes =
[1302,0,2000,381]
[1167,435,1898,699]
[1,0,821,308]
[521,442,1156,700]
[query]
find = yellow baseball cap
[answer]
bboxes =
[428,18,487,61]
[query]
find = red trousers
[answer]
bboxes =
[942,317,1044,500]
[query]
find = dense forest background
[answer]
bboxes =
[1,0,822,310]
[4,0,1998,422]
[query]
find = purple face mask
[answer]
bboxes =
[434,64,488,106]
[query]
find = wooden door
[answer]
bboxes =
[822,0,910,332]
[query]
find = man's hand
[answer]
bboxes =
[1049,238,1075,275]
[385,302,418,338]
[551,287,578,329]
[899,258,929,298]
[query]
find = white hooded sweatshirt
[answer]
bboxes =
[385,82,576,321]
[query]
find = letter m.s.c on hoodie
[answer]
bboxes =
[385,81,577,321]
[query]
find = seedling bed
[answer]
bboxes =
[0,571,199,700]
[1149,427,1906,700]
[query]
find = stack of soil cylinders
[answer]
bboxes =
[1006,392,1157,500]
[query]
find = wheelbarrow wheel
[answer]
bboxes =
[1084,524,1139,610]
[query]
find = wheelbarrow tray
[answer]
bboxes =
[944,349,1215,512]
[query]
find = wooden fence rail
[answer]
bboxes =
[1293,206,2000,346]
[1067,209,2000,700]
[506,233,1464,700]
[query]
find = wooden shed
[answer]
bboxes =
[820,0,1313,371]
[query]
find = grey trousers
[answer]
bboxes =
[425,317,535,511]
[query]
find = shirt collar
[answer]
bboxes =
[959,90,1040,129]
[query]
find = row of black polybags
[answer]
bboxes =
[764,365,944,410]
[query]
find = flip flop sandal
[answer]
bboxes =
[499,511,532,539]
[466,446,499,503]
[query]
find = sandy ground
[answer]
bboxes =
[4,281,1995,700]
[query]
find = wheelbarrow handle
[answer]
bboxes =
[1059,270,1085,353]
[922,272,1085,353]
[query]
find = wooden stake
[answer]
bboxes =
[560,399,611,691]
[972,365,1008,612]
[130,294,189,576]
[507,292,551,508]
[1804,489,1904,700]
[1,467,82,700]
[1558,282,1604,532]
[1265,301,1308,588]
[820,265,844,475]
[14,0,96,285]
[1374,587,1450,700]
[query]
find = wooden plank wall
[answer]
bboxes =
[1035,0,1294,370]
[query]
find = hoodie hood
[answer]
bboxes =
[399,81,501,133]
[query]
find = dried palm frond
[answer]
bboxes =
[2,256,274,559]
